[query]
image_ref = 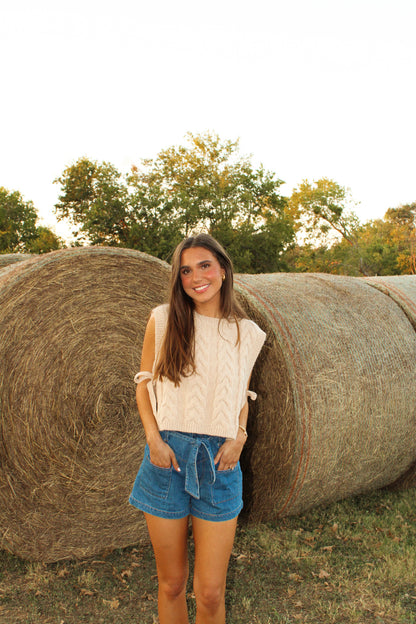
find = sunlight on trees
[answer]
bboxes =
[0,187,62,254]
[3,133,415,275]
[54,133,295,272]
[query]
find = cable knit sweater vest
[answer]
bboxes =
[150,304,266,439]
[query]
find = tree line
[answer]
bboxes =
[1,132,415,275]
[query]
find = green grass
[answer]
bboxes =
[1,488,416,623]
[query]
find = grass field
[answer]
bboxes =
[1,487,416,623]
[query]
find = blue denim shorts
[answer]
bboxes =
[129,430,243,522]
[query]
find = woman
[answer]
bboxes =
[129,233,266,624]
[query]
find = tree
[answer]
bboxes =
[0,187,38,253]
[54,134,295,272]
[27,226,63,254]
[54,158,130,246]
[289,178,360,245]
[127,132,294,270]
[0,187,63,255]
[330,204,416,276]
[284,243,342,274]
[287,204,416,277]
[384,203,416,274]
[286,178,389,275]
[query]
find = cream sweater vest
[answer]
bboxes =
[148,304,266,439]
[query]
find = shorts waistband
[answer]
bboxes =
[161,430,225,442]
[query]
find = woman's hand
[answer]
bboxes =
[214,431,247,471]
[148,435,181,472]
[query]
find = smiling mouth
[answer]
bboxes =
[193,284,210,293]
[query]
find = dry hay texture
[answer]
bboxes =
[362,275,416,490]
[2,254,416,562]
[0,247,170,562]
[235,273,416,521]
[0,253,36,268]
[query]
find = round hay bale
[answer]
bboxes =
[0,247,170,562]
[363,275,416,330]
[235,273,416,520]
[363,275,416,490]
[0,253,36,269]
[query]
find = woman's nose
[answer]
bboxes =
[192,268,203,283]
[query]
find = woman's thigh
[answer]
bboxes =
[192,515,238,592]
[144,513,190,584]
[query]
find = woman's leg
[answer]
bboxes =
[144,513,190,624]
[192,516,238,624]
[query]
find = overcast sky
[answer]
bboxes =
[1,0,415,239]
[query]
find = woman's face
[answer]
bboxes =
[179,246,225,317]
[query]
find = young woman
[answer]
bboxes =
[129,233,266,624]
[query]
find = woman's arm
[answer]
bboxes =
[136,315,180,471]
[213,385,250,471]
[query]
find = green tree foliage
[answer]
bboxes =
[287,178,383,275]
[284,243,341,274]
[54,158,129,246]
[384,203,416,273]
[0,187,38,253]
[286,202,416,276]
[54,133,295,272]
[0,187,61,254]
[52,138,416,277]
[27,226,62,254]
[330,203,416,276]
[127,132,294,271]
[289,178,360,245]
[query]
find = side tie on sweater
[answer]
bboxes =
[134,371,157,415]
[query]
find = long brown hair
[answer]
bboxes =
[154,233,246,386]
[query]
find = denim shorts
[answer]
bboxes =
[129,430,243,522]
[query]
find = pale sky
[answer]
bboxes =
[1,0,415,240]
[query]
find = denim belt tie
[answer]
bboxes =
[185,439,216,499]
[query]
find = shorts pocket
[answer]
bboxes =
[138,446,172,500]
[211,463,242,504]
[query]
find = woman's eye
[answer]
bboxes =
[201,263,210,269]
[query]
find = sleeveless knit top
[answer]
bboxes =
[137,304,266,439]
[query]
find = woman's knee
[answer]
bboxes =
[159,569,188,600]
[194,579,225,612]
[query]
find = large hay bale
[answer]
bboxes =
[0,253,36,268]
[235,273,416,520]
[0,247,170,562]
[363,275,416,330]
[3,254,415,561]
[363,275,416,490]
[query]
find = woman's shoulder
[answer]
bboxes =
[238,317,267,344]
[151,304,170,340]
[151,303,169,320]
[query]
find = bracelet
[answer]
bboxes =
[238,424,248,438]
